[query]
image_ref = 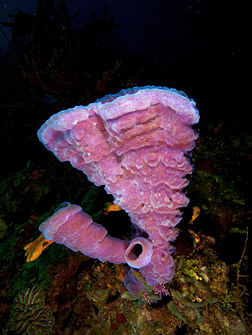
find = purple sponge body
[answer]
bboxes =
[39,203,129,264]
[38,86,199,292]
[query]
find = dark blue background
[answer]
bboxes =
[0,0,250,176]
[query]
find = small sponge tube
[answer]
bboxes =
[125,237,153,269]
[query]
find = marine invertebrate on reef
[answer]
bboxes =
[36,86,199,294]
[8,283,54,334]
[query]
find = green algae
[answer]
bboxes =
[121,271,161,303]
[167,301,188,324]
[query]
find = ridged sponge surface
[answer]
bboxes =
[38,86,199,289]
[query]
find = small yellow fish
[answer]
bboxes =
[188,206,200,225]
[103,202,122,215]
[187,229,200,244]
[24,233,54,262]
